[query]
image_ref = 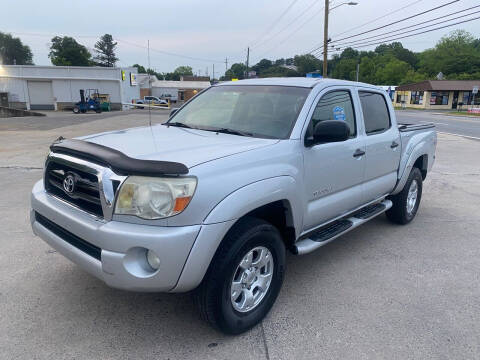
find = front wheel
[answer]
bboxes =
[387,167,423,224]
[194,217,286,334]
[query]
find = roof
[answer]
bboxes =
[151,80,211,89]
[396,80,480,91]
[217,77,380,89]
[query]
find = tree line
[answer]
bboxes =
[221,30,480,84]
[1,29,479,85]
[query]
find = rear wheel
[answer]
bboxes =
[73,106,80,114]
[387,167,423,224]
[194,217,286,334]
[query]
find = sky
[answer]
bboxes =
[3,0,480,76]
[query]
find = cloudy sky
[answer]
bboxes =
[4,0,480,75]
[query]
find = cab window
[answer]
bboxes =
[306,90,356,138]
[359,91,391,135]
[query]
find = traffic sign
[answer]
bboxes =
[473,86,479,94]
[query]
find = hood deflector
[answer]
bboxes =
[50,137,189,176]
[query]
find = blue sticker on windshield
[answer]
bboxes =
[333,106,346,121]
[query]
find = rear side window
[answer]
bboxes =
[359,91,391,135]
[308,90,356,137]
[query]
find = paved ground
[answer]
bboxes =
[1,111,479,359]
[396,110,480,138]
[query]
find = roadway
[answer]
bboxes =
[395,110,480,139]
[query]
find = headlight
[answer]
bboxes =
[114,176,197,219]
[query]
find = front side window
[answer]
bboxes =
[167,85,310,139]
[359,91,391,135]
[306,90,356,138]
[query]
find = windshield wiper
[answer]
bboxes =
[208,127,254,137]
[163,121,194,129]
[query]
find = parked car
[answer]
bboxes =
[31,78,436,334]
[159,93,178,103]
[135,96,168,108]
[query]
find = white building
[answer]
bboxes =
[0,65,140,110]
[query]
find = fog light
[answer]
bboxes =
[146,250,161,270]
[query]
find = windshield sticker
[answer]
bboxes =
[333,106,346,121]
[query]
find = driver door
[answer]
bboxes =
[302,87,366,231]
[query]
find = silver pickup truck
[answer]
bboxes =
[30,78,436,334]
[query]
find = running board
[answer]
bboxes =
[293,200,392,255]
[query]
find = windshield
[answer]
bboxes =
[167,85,310,139]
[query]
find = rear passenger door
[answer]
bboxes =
[358,90,401,202]
[302,88,366,231]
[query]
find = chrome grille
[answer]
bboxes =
[45,158,104,217]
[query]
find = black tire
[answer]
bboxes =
[194,217,286,334]
[73,106,80,114]
[387,167,423,224]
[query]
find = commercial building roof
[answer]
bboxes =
[396,80,480,91]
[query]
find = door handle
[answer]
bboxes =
[390,141,399,149]
[353,149,365,158]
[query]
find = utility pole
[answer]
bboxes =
[213,63,215,81]
[246,47,250,78]
[323,0,329,78]
[356,62,360,82]
[225,58,228,72]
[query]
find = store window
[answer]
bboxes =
[462,91,480,105]
[410,91,424,105]
[430,91,450,105]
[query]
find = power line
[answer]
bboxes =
[308,0,459,54]
[332,5,480,48]
[332,0,459,43]
[255,4,325,61]
[329,0,425,39]
[116,38,225,64]
[249,0,301,48]
[251,0,319,50]
[315,15,480,54]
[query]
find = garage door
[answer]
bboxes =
[28,81,54,110]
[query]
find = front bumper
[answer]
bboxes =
[31,180,202,292]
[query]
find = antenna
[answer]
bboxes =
[147,39,152,127]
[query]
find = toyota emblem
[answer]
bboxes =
[63,174,75,194]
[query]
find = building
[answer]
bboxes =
[151,77,211,102]
[379,86,397,101]
[0,65,140,111]
[393,80,480,110]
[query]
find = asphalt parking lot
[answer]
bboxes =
[1,110,479,359]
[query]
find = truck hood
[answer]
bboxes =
[79,124,279,169]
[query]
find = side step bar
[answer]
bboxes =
[293,200,392,255]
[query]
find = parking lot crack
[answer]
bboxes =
[260,321,271,360]
[0,165,43,171]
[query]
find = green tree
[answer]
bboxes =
[418,30,480,78]
[94,34,118,67]
[294,54,322,75]
[0,32,33,65]
[49,36,92,66]
[174,66,193,75]
[375,58,412,84]
[133,64,146,73]
[252,58,273,74]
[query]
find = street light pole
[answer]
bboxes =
[322,1,358,79]
[323,0,329,78]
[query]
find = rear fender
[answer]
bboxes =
[392,131,436,195]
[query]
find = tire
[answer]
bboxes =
[73,106,80,114]
[194,217,286,334]
[386,167,423,224]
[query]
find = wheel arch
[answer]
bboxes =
[172,177,301,292]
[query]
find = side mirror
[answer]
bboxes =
[307,120,350,146]
[169,108,179,118]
